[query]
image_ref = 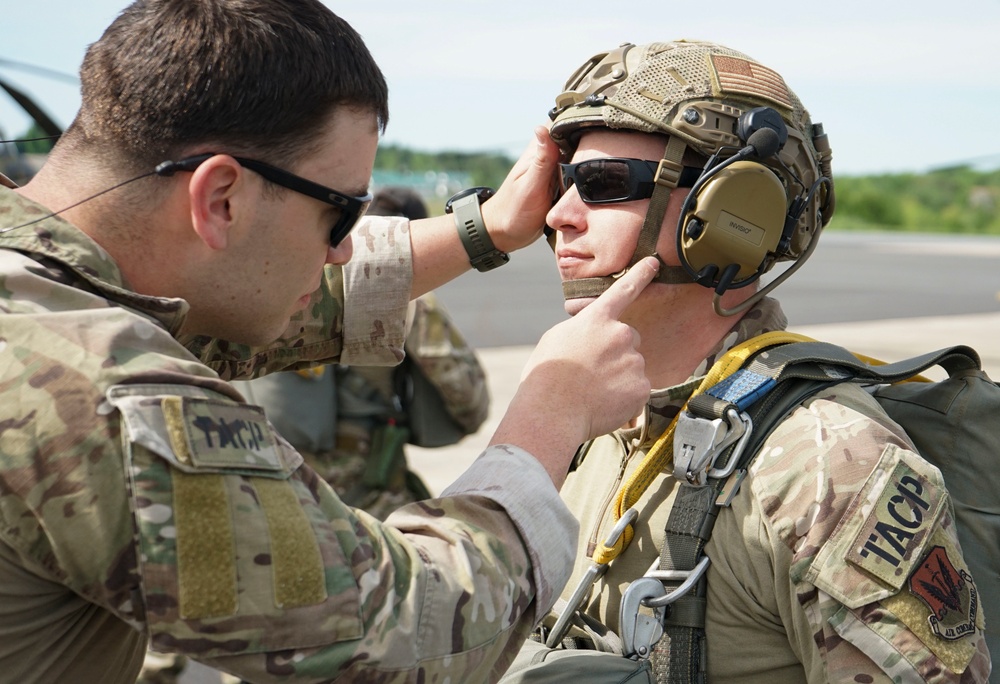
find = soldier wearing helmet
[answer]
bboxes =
[499,40,990,684]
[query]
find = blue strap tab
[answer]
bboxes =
[706,369,777,411]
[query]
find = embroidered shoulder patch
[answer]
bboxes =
[162,396,283,471]
[909,545,980,641]
[846,458,945,587]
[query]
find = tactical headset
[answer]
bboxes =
[673,105,833,313]
[547,40,835,316]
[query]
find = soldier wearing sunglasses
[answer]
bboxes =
[0,2,659,682]
[501,40,989,684]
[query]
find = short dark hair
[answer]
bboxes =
[368,186,428,221]
[66,0,389,171]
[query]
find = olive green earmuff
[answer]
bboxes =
[676,106,791,294]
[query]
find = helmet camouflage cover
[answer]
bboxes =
[549,40,834,262]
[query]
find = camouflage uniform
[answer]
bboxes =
[232,291,490,521]
[535,297,990,683]
[0,189,578,683]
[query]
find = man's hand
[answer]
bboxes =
[490,258,658,487]
[479,125,560,254]
[406,125,558,298]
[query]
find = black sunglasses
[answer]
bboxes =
[559,157,701,204]
[232,157,372,247]
[157,153,372,247]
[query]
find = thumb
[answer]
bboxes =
[531,124,559,172]
[587,257,660,321]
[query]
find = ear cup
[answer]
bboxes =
[679,161,787,284]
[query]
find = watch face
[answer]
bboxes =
[446,186,495,213]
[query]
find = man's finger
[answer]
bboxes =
[588,256,660,321]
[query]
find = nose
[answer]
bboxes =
[326,234,353,266]
[546,183,587,235]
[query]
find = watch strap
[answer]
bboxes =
[451,192,509,272]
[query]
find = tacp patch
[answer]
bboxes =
[162,396,283,472]
[847,457,945,587]
[909,545,980,642]
[878,527,981,672]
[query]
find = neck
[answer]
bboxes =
[17,157,182,295]
[16,150,136,233]
[626,285,752,389]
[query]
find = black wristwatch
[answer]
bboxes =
[445,186,509,272]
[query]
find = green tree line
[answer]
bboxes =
[375,145,1000,235]
[9,123,56,154]
[375,144,515,190]
[830,166,1000,234]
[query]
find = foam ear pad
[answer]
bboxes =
[679,161,787,284]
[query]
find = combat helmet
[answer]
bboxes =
[548,40,834,315]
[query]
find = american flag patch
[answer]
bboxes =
[710,54,792,110]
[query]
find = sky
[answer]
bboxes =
[2,0,999,176]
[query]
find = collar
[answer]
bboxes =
[0,188,190,335]
[622,296,789,448]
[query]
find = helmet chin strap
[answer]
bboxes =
[561,258,692,299]
[562,135,695,301]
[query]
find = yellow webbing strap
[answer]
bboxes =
[591,330,818,565]
[296,366,327,380]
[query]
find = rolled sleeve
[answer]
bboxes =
[341,215,412,366]
[442,444,579,623]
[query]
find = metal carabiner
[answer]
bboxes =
[545,507,639,648]
[707,409,753,480]
[674,408,753,486]
[643,555,711,608]
[619,577,667,659]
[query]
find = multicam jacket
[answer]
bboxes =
[233,292,491,521]
[0,188,578,683]
[543,298,990,683]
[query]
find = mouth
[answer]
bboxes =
[556,249,594,278]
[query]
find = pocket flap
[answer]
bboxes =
[107,383,300,477]
[808,444,947,608]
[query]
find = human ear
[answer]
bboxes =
[187,155,243,250]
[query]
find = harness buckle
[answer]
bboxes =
[619,556,713,658]
[673,408,753,486]
[619,577,667,659]
[545,508,639,648]
[644,556,712,607]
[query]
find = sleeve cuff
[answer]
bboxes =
[341,216,412,366]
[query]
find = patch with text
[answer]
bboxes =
[847,459,943,587]
[167,396,283,471]
[909,545,979,641]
